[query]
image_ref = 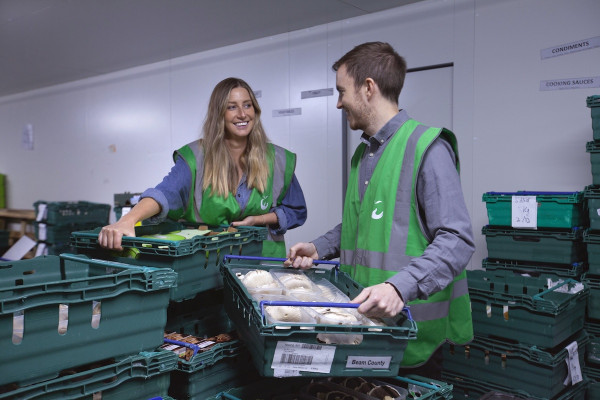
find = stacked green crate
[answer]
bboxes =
[33,200,110,256]
[582,96,600,391]
[443,191,589,397]
[113,191,142,221]
[0,254,177,392]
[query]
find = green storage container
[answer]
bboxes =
[207,375,452,400]
[71,221,266,301]
[582,273,600,321]
[33,201,111,226]
[482,258,586,280]
[0,254,177,387]
[165,288,233,335]
[444,370,587,400]
[586,141,600,186]
[443,331,588,399]
[0,173,5,209]
[468,269,588,348]
[584,321,600,366]
[0,229,9,249]
[584,366,600,400]
[588,95,600,139]
[0,350,177,400]
[482,226,585,264]
[34,221,100,244]
[584,185,600,230]
[482,191,585,229]
[221,255,418,378]
[584,230,600,275]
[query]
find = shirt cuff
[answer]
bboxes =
[271,208,287,236]
[386,273,420,303]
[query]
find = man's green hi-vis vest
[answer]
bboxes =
[341,119,473,367]
[171,140,295,258]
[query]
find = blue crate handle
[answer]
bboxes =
[163,338,202,359]
[259,300,413,322]
[223,254,340,269]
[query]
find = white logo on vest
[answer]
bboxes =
[260,196,270,210]
[371,200,383,220]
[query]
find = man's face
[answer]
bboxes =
[336,64,368,131]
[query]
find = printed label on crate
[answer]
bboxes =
[511,196,538,228]
[273,368,302,377]
[271,341,335,374]
[564,341,583,385]
[345,355,392,369]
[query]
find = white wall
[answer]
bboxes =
[1,0,599,269]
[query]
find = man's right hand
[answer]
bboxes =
[285,242,319,269]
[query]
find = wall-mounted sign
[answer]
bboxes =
[541,35,600,59]
[272,108,302,117]
[540,76,600,91]
[301,88,334,99]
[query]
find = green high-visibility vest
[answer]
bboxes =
[171,140,296,258]
[341,119,473,367]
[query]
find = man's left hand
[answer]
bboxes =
[351,282,404,318]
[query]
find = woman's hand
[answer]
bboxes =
[98,219,136,251]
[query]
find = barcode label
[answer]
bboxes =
[271,341,335,374]
[280,353,314,365]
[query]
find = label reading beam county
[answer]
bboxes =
[346,356,392,369]
[271,341,335,373]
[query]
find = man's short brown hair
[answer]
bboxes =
[332,42,407,104]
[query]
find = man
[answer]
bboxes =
[286,41,474,379]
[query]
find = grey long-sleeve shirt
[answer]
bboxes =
[312,110,475,303]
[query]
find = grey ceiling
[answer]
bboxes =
[0,0,423,97]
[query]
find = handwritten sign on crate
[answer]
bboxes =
[511,195,538,229]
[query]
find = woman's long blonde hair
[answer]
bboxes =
[201,77,269,198]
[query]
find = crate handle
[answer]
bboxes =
[223,254,340,269]
[163,338,202,359]
[532,278,579,300]
[259,300,413,322]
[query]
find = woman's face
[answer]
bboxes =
[224,87,255,140]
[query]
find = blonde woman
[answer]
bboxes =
[99,77,307,257]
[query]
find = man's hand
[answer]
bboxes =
[284,242,319,269]
[351,282,404,318]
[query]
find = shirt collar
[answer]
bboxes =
[360,109,411,146]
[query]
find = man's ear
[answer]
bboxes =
[364,78,376,99]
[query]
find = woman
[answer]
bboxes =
[98,77,307,257]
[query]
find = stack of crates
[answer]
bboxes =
[113,191,142,221]
[33,200,111,255]
[0,253,179,399]
[70,220,268,399]
[583,95,600,396]
[444,191,590,399]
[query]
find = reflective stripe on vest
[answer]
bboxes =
[409,276,468,322]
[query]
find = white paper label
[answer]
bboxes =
[511,196,537,228]
[34,242,46,257]
[271,341,335,374]
[273,368,302,377]
[563,341,583,385]
[301,88,334,99]
[345,355,392,369]
[38,223,47,241]
[36,203,47,221]
[272,108,302,117]
[541,35,600,59]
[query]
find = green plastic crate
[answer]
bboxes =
[207,375,452,400]
[482,258,586,280]
[71,221,266,301]
[583,230,600,275]
[0,350,177,400]
[444,331,588,399]
[586,141,600,186]
[34,201,111,226]
[165,288,233,335]
[482,226,585,264]
[468,269,588,348]
[34,221,100,244]
[584,321,600,366]
[0,230,9,249]
[584,185,600,230]
[584,366,600,399]
[0,254,177,387]
[444,370,587,400]
[220,256,418,378]
[482,191,585,229]
[0,173,5,209]
[582,274,600,321]
[588,95,600,139]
